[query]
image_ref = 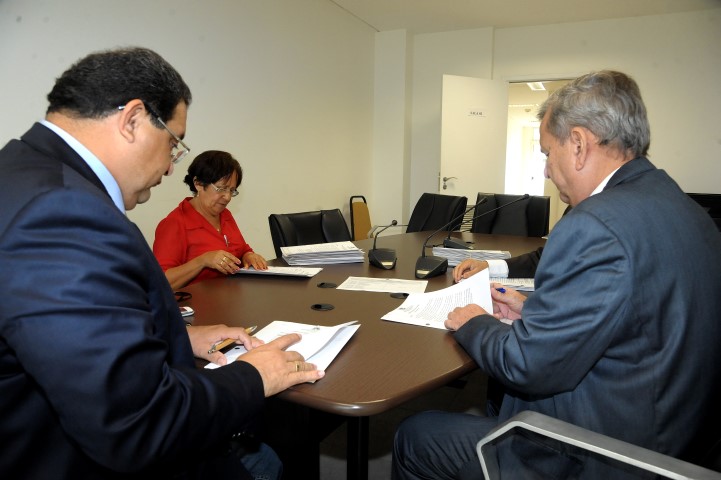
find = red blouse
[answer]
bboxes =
[153,198,253,286]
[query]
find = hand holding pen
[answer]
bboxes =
[186,324,263,365]
[490,283,524,322]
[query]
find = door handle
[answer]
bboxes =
[442,176,457,190]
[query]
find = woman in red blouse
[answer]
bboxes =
[153,150,267,290]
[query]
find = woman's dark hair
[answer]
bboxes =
[184,151,243,193]
[46,47,192,124]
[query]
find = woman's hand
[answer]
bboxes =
[202,250,241,274]
[242,251,268,270]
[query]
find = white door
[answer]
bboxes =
[440,75,509,212]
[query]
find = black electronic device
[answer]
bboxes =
[414,200,485,278]
[442,194,530,249]
[368,220,398,269]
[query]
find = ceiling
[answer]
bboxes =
[329,0,720,34]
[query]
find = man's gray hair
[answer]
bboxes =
[537,71,650,157]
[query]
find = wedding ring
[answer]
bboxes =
[295,361,301,372]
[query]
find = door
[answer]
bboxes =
[440,75,509,214]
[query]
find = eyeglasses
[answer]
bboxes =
[118,103,190,164]
[210,182,239,197]
[143,103,190,164]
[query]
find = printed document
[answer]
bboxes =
[382,270,492,329]
[337,276,428,294]
[233,266,323,278]
[205,320,360,376]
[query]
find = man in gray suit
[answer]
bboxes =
[392,71,721,479]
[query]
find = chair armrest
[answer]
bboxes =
[477,411,721,480]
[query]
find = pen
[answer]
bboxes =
[495,287,506,293]
[207,325,257,354]
[224,234,229,247]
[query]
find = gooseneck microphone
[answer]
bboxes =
[368,220,398,269]
[414,198,487,279]
[443,194,530,249]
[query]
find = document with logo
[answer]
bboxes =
[205,320,360,376]
[382,270,492,329]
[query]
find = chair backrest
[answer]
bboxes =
[471,193,550,237]
[349,195,372,240]
[687,192,721,232]
[477,411,721,479]
[268,209,351,258]
[406,193,468,233]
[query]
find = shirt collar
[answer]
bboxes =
[590,167,622,197]
[40,120,125,213]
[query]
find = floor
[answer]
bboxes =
[318,369,489,480]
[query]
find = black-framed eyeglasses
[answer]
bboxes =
[118,102,190,164]
[210,182,239,197]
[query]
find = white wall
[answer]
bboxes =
[408,28,495,215]
[400,8,721,223]
[3,3,720,255]
[493,9,721,193]
[0,0,375,258]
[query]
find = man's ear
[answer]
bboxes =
[116,99,145,143]
[570,127,589,171]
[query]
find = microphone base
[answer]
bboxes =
[443,237,473,249]
[415,255,448,279]
[368,248,397,270]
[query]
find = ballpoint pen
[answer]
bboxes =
[207,325,257,354]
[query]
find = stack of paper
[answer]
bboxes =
[490,277,535,292]
[431,246,511,266]
[281,241,365,265]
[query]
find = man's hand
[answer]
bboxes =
[187,324,264,365]
[490,283,524,322]
[239,334,325,396]
[453,259,489,283]
[445,304,488,331]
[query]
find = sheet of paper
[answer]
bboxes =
[205,321,360,374]
[233,266,323,278]
[336,276,428,294]
[382,269,492,329]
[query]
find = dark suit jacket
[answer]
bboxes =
[455,157,721,476]
[505,247,543,277]
[0,124,264,478]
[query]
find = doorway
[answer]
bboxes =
[506,80,571,230]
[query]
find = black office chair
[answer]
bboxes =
[471,193,550,237]
[406,193,468,233]
[268,209,352,258]
[477,411,721,479]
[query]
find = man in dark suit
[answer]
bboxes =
[0,47,323,479]
[393,71,721,479]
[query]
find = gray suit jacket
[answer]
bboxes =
[455,157,721,475]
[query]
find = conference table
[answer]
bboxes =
[181,231,546,480]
